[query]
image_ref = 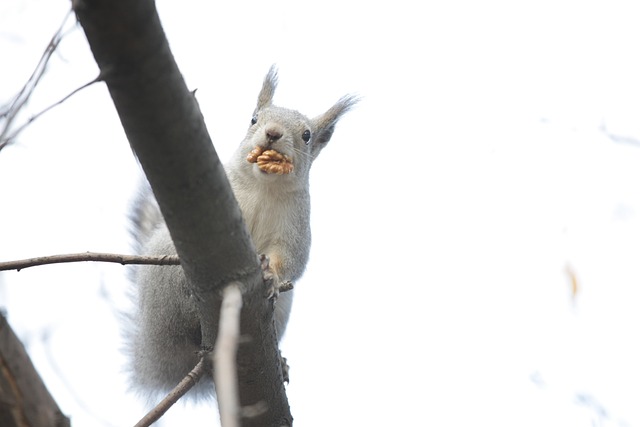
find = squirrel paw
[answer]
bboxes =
[258,254,278,301]
[280,351,290,384]
[258,254,294,300]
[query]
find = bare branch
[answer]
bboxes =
[599,122,640,147]
[0,76,102,148]
[133,356,208,427]
[0,252,179,272]
[0,8,74,150]
[215,283,243,427]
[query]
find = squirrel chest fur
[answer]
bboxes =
[127,66,357,401]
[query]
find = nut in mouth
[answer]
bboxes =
[247,147,294,175]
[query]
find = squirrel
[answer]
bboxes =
[125,66,358,401]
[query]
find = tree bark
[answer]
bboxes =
[0,313,70,427]
[73,0,292,425]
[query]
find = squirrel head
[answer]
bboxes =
[238,65,358,185]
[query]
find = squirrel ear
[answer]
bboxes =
[255,65,278,113]
[310,94,359,158]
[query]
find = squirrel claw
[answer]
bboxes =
[258,253,270,271]
[258,254,278,300]
[258,254,274,281]
[258,254,294,299]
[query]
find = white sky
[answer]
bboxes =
[2,0,640,426]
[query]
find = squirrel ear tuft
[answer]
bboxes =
[310,94,359,158]
[255,65,278,113]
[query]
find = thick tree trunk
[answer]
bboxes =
[0,313,70,427]
[73,0,292,425]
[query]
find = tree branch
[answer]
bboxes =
[0,314,71,427]
[73,0,292,424]
[599,122,640,147]
[215,283,243,427]
[133,356,208,427]
[0,9,74,150]
[0,252,179,272]
[1,76,102,147]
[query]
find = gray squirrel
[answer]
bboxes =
[126,66,358,401]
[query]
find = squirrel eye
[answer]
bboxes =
[302,129,311,144]
[251,114,258,125]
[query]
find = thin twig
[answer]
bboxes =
[599,122,640,147]
[0,76,102,147]
[0,252,180,272]
[133,356,208,427]
[0,8,74,149]
[215,283,243,427]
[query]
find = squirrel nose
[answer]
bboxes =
[265,126,283,144]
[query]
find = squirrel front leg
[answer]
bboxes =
[257,239,307,339]
[260,252,292,297]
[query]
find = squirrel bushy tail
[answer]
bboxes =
[128,180,163,255]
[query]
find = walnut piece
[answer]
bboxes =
[246,147,263,163]
[246,147,293,175]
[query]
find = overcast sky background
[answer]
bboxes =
[2,0,640,426]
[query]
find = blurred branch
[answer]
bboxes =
[0,76,102,148]
[0,9,75,151]
[0,313,70,427]
[215,283,243,427]
[0,252,180,272]
[134,356,208,427]
[599,122,640,147]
